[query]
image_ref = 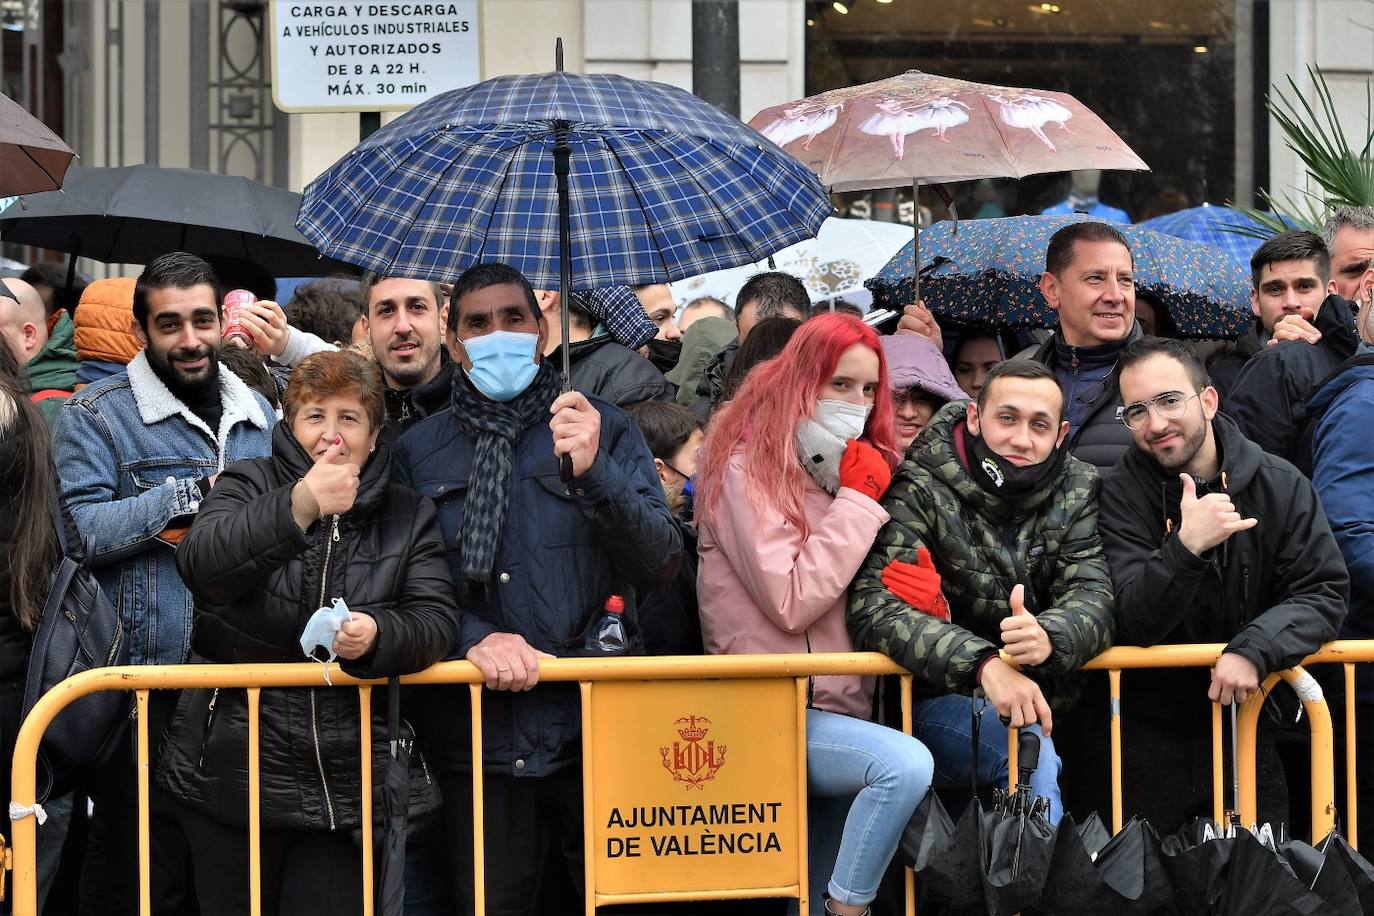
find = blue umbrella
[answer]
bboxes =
[865,214,1252,339]
[296,64,830,292]
[1138,204,1287,267]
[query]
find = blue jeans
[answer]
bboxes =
[806,708,934,908]
[913,693,1062,825]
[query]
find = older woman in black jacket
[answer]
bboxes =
[160,349,460,916]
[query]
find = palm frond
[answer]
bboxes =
[1223,66,1374,243]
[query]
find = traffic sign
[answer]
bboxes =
[269,2,481,113]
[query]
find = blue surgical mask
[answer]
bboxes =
[300,597,352,683]
[463,330,540,402]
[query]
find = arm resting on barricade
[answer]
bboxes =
[1225,473,1347,676]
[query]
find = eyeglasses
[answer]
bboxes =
[1116,391,1200,430]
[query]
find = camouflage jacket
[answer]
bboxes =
[847,401,1116,705]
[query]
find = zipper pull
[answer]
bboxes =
[331,517,340,542]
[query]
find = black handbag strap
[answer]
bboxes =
[46,486,67,560]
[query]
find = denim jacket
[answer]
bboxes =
[52,352,275,665]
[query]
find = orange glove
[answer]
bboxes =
[881,546,951,621]
[839,439,892,502]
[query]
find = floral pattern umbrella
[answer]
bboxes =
[748,70,1147,193]
[865,214,1252,340]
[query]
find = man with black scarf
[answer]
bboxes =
[393,262,682,916]
[52,252,276,916]
[1092,337,1347,833]
[849,359,1115,824]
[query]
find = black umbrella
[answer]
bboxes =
[1274,830,1362,914]
[0,92,74,196]
[1039,814,1174,914]
[377,677,409,916]
[0,164,359,277]
[1159,818,1332,915]
[1316,831,1374,911]
[902,730,1055,915]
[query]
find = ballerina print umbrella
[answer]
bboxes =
[748,70,1147,303]
[748,70,1147,194]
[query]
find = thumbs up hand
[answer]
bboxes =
[881,545,952,621]
[1177,473,1258,557]
[1000,584,1052,666]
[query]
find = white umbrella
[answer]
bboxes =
[669,217,913,313]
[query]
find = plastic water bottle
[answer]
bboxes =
[585,595,628,654]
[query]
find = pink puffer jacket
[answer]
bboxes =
[697,451,889,719]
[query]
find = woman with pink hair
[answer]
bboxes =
[695,314,933,916]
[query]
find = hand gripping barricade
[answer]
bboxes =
[5,643,1368,915]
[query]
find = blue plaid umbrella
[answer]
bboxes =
[296,70,831,291]
[569,286,657,350]
[1138,204,1287,267]
[866,214,1252,339]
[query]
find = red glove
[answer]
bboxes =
[881,546,952,621]
[839,440,892,502]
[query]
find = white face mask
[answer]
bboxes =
[812,398,872,442]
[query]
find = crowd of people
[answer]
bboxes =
[0,206,1372,916]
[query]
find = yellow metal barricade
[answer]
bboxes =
[5,644,1362,915]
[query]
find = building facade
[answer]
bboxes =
[1,0,1370,258]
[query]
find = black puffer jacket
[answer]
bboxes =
[1227,294,1360,467]
[378,359,455,448]
[159,423,461,831]
[1027,325,1141,471]
[1098,412,1347,721]
[568,336,672,408]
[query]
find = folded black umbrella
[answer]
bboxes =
[981,801,1055,916]
[1160,818,1333,915]
[1039,814,1174,914]
[1324,831,1374,912]
[1276,831,1361,914]
[903,730,1055,915]
[904,791,985,910]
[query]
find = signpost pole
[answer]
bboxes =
[361,111,380,142]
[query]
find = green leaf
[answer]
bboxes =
[1228,66,1374,243]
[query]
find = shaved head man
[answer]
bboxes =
[0,278,50,365]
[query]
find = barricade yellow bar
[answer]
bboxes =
[359,686,374,916]
[1108,670,1123,834]
[247,687,261,916]
[7,644,1366,916]
[1348,663,1359,849]
[580,682,595,916]
[136,689,151,916]
[795,678,810,916]
[1211,703,1224,827]
[899,676,915,916]
[1235,667,1336,837]
[469,683,485,916]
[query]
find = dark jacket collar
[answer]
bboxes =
[384,358,455,425]
[1034,322,1142,369]
[914,400,1074,519]
[1117,411,1263,500]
